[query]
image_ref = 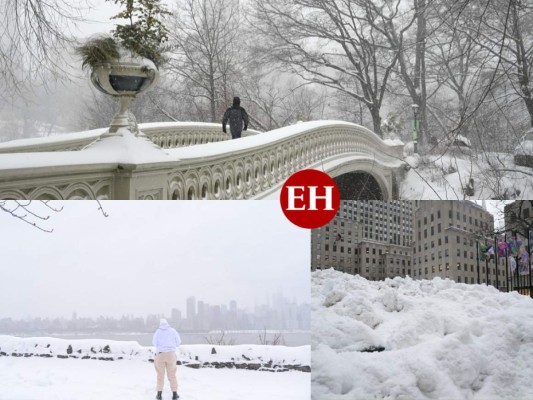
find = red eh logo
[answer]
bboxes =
[280,169,340,229]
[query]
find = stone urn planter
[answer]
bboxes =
[91,54,159,136]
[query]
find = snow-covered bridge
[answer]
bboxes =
[0,121,405,200]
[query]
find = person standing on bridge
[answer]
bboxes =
[153,318,181,400]
[222,96,249,139]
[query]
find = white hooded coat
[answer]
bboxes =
[152,319,181,353]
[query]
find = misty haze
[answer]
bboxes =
[0,201,310,346]
[2,0,533,202]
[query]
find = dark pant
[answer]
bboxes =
[230,129,242,139]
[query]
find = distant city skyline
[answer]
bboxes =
[0,201,310,319]
[0,290,311,334]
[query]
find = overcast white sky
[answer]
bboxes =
[0,201,310,319]
[74,0,173,37]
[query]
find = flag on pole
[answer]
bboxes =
[519,249,529,275]
[509,256,517,273]
[497,240,508,258]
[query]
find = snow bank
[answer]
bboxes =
[400,152,533,199]
[0,335,309,372]
[515,140,533,155]
[312,269,533,399]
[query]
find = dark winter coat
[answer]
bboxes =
[222,97,249,139]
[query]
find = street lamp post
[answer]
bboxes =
[411,104,420,153]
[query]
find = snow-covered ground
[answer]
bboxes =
[0,356,310,400]
[312,269,533,400]
[401,150,533,199]
[0,336,310,399]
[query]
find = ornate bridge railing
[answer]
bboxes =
[0,123,259,154]
[141,122,258,148]
[0,121,404,200]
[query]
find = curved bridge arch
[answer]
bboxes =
[0,121,405,200]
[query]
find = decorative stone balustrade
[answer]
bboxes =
[0,121,405,200]
[141,122,259,148]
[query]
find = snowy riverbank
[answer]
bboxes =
[312,269,533,399]
[0,335,310,399]
[0,335,309,372]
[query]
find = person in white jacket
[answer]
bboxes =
[152,319,181,400]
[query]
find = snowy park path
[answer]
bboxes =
[0,357,310,400]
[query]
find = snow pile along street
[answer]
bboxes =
[312,269,533,399]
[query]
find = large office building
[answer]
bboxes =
[504,200,533,236]
[311,200,414,280]
[412,200,506,290]
[312,200,508,291]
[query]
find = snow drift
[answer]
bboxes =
[312,269,533,399]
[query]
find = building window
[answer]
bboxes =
[445,236,448,244]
